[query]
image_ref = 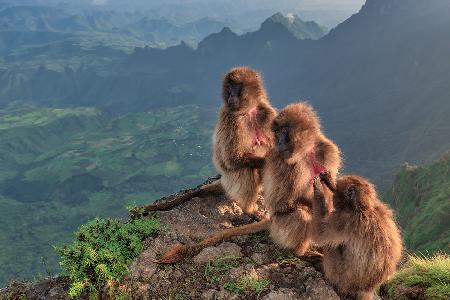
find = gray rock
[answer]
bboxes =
[302,276,340,300]
[193,242,242,265]
[262,288,300,300]
[201,289,218,300]
[251,252,268,265]
[373,294,382,300]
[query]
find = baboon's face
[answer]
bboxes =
[334,176,375,212]
[334,183,358,211]
[272,112,317,160]
[222,67,263,112]
[224,81,243,110]
[272,120,292,158]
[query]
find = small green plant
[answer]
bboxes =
[223,273,269,296]
[248,232,265,242]
[126,205,147,220]
[276,253,301,265]
[56,216,160,299]
[384,253,450,299]
[204,256,242,284]
[6,290,27,300]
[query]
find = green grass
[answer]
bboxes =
[223,273,269,296]
[275,253,302,265]
[384,254,450,300]
[56,215,160,299]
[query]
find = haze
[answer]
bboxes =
[2,0,366,28]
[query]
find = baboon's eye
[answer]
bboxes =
[229,83,242,97]
[347,186,357,201]
[272,123,279,133]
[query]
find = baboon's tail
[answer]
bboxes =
[154,218,270,264]
[142,176,223,214]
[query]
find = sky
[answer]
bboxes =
[0,0,367,28]
[89,0,365,10]
[90,0,367,26]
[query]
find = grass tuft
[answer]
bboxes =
[223,273,269,296]
[384,253,450,300]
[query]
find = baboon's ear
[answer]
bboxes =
[346,185,357,202]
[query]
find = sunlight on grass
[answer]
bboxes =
[223,273,269,296]
[385,253,450,300]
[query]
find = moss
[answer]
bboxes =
[384,253,450,300]
[55,215,160,299]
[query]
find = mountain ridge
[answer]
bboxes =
[263,12,327,40]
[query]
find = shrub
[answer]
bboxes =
[56,216,160,299]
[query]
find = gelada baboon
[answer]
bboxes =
[313,174,403,300]
[263,102,342,256]
[141,67,275,214]
[213,66,276,214]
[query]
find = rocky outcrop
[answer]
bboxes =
[1,181,348,299]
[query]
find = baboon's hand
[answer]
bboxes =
[246,157,265,169]
[319,171,336,192]
[319,171,331,184]
[313,176,322,190]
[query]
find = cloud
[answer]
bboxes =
[92,0,108,5]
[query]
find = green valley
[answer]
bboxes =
[0,103,216,285]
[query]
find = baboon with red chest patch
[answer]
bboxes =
[141,67,275,215]
[213,66,276,214]
[263,102,342,255]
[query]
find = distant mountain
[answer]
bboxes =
[2,1,448,189]
[0,6,134,32]
[385,152,450,253]
[125,16,226,46]
[267,12,327,40]
[0,5,230,50]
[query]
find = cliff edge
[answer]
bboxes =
[1,178,372,300]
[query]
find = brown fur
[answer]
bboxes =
[263,102,342,255]
[313,175,403,300]
[213,67,276,214]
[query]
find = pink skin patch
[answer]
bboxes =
[247,107,267,146]
[308,150,326,183]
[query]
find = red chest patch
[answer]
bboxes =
[248,107,267,146]
[308,150,326,182]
